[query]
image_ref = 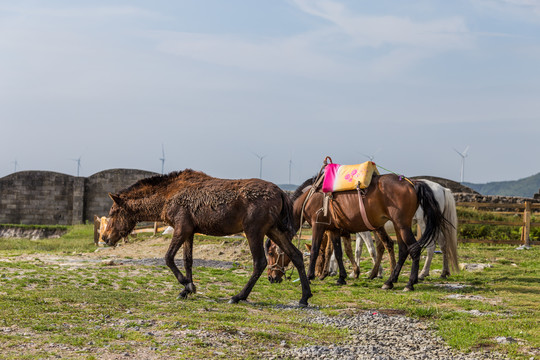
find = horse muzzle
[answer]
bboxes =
[268,275,283,284]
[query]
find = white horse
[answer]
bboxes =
[352,179,458,279]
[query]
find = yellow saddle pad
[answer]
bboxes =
[322,161,379,193]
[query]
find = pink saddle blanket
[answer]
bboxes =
[322,161,379,193]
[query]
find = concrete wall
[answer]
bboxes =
[0,169,157,225]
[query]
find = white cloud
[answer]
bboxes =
[292,0,472,50]
[471,0,540,19]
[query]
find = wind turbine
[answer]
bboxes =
[453,146,470,183]
[160,144,166,175]
[71,157,82,177]
[12,160,18,173]
[360,148,381,162]
[288,157,293,185]
[253,153,267,179]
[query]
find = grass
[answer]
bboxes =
[0,225,538,359]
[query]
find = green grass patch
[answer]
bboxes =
[0,226,538,359]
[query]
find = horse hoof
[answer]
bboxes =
[336,278,346,286]
[381,284,393,290]
[186,283,197,294]
[177,290,189,299]
[404,286,414,292]
[298,300,309,308]
[228,298,239,304]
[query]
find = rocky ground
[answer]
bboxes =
[267,308,509,360]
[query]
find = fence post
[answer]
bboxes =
[93,215,100,245]
[153,222,158,236]
[522,201,531,247]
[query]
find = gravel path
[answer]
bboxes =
[270,308,509,360]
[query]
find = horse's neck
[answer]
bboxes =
[127,195,166,222]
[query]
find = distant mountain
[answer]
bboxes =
[463,172,540,198]
[278,184,298,192]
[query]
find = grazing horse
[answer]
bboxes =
[100,169,312,306]
[292,173,447,291]
[265,231,360,282]
[306,232,361,279]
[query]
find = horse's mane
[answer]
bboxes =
[118,169,210,195]
[291,176,317,202]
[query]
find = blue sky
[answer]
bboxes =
[1,0,539,184]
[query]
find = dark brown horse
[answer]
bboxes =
[269,172,447,291]
[101,169,312,306]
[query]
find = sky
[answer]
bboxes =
[1,0,539,185]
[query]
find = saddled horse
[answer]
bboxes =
[284,171,448,291]
[100,169,312,306]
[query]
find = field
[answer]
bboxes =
[0,225,538,359]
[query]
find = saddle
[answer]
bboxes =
[322,161,379,193]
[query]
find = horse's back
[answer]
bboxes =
[166,176,288,235]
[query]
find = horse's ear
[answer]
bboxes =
[109,193,124,206]
[264,238,271,256]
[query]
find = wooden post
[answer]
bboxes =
[522,201,531,247]
[93,215,100,245]
[153,222,158,236]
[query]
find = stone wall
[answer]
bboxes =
[453,192,540,205]
[84,169,158,221]
[0,169,157,225]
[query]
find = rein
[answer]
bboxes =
[297,157,332,246]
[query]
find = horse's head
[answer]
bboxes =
[100,193,136,247]
[265,239,291,283]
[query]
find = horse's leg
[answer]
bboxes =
[363,232,383,278]
[323,239,335,278]
[391,226,421,291]
[318,233,331,279]
[382,236,408,290]
[417,216,432,280]
[419,241,435,280]
[327,252,337,277]
[342,235,360,278]
[165,227,193,298]
[307,225,325,281]
[439,235,450,278]
[267,228,312,307]
[372,229,396,279]
[229,227,267,304]
[354,233,363,266]
[329,231,347,285]
[179,233,196,297]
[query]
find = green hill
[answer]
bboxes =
[464,172,540,198]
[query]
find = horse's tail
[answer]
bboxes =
[410,181,449,257]
[442,188,459,273]
[276,190,296,239]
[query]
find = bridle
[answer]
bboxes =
[267,245,290,279]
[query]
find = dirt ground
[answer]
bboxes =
[88,236,255,264]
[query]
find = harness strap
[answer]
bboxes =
[356,182,376,231]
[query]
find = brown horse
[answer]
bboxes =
[288,172,447,291]
[265,231,360,283]
[100,169,312,306]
